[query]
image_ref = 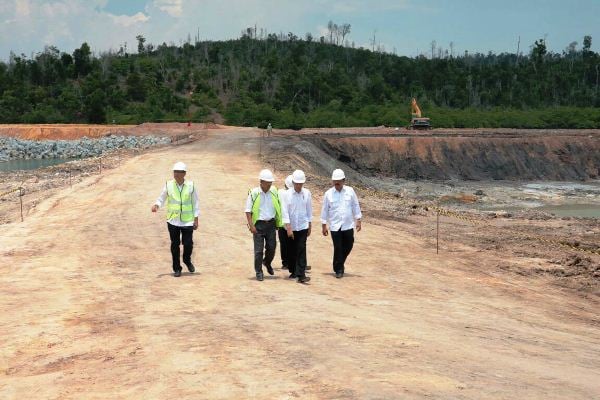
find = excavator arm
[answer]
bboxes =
[411,98,422,118]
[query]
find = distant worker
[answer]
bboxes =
[283,170,313,284]
[267,122,273,137]
[278,175,293,270]
[245,169,288,281]
[151,162,199,277]
[321,169,362,279]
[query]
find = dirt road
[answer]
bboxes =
[1,128,599,399]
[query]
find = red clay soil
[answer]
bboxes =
[0,123,224,140]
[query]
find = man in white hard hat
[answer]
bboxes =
[245,169,289,281]
[282,169,312,284]
[320,168,362,279]
[151,161,199,277]
[277,175,293,270]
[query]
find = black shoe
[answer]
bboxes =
[298,276,311,284]
[281,264,288,270]
[335,272,343,279]
[305,265,311,271]
[174,270,182,277]
[288,273,297,279]
[266,265,274,275]
[256,273,264,281]
[186,263,195,273]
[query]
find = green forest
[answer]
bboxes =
[1,27,599,128]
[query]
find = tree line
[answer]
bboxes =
[0,26,599,128]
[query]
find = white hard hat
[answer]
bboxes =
[259,169,275,182]
[173,161,187,171]
[292,169,306,184]
[331,168,345,180]
[285,175,293,189]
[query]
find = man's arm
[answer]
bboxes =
[245,194,257,233]
[351,188,362,232]
[151,186,167,212]
[192,186,200,229]
[321,191,329,236]
[306,190,313,236]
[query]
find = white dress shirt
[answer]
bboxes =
[320,185,362,231]
[245,188,289,222]
[283,188,312,231]
[278,187,290,211]
[155,181,200,227]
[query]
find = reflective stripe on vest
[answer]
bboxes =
[249,186,283,228]
[166,180,194,223]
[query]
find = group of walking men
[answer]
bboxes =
[153,162,362,282]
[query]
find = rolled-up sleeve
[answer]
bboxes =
[245,193,253,213]
[280,194,290,224]
[306,190,313,222]
[320,192,329,224]
[155,185,167,208]
[192,188,200,217]
[351,189,362,220]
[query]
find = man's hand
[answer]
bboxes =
[307,226,312,237]
[151,204,158,213]
[287,227,294,239]
[248,224,257,234]
[322,224,328,236]
[193,218,199,230]
[356,219,362,232]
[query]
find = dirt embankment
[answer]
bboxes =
[0,123,223,140]
[308,134,600,180]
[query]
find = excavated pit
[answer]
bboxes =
[310,134,600,181]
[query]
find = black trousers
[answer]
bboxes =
[330,228,354,273]
[253,220,277,274]
[277,227,289,267]
[167,222,194,272]
[287,229,308,277]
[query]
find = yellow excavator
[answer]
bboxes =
[409,98,431,130]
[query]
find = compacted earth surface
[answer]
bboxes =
[0,125,598,399]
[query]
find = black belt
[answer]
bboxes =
[259,219,275,222]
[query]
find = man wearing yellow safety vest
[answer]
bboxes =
[245,169,290,281]
[151,161,200,277]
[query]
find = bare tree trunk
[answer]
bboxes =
[596,64,600,96]
[371,30,376,52]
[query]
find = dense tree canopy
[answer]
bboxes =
[1,30,599,128]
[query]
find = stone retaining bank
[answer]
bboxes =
[0,135,171,162]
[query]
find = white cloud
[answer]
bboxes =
[331,0,411,14]
[109,12,150,27]
[0,0,456,60]
[153,0,183,17]
[15,0,31,16]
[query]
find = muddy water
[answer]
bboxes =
[479,203,600,218]
[533,204,600,218]
[458,181,600,218]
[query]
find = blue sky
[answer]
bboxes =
[1,0,598,60]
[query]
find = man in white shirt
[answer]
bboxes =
[277,175,293,270]
[282,170,312,284]
[320,169,362,279]
[151,162,200,277]
[245,169,289,281]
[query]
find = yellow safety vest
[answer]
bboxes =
[166,180,195,223]
[249,186,283,228]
